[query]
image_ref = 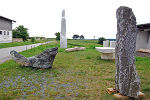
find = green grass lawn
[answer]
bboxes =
[0,40,150,99]
[0,38,55,49]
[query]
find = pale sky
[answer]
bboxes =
[0,0,150,39]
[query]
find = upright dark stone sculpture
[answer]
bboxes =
[115,6,140,98]
[10,47,58,68]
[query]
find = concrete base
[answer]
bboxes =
[101,53,115,60]
[114,93,129,100]
[96,47,115,60]
[107,88,145,99]
[138,92,145,99]
[107,88,117,94]
[114,92,145,99]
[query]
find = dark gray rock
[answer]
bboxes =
[10,47,58,68]
[115,6,140,98]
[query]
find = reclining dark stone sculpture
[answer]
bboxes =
[10,47,58,68]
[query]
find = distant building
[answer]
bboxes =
[136,23,150,50]
[0,16,16,43]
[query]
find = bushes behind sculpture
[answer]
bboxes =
[10,47,58,68]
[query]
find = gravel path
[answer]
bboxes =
[0,41,52,64]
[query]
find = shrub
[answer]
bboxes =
[98,37,105,44]
[72,34,79,40]
[31,37,36,42]
[55,32,60,40]
[79,35,85,40]
[12,25,29,41]
[89,45,95,49]
[86,56,91,59]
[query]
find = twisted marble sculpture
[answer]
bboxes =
[115,6,140,98]
[10,47,58,68]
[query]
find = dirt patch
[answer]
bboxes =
[136,51,150,58]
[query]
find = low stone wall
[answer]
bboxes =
[13,38,23,42]
[0,40,12,43]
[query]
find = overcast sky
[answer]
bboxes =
[0,0,150,39]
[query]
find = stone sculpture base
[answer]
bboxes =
[96,47,115,60]
[107,88,145,99]
[107,88,117,94]
[10,47,58,69]
[114,93,129,100]
[114,92,145,100]
[101,53,115,60]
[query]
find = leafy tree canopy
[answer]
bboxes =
[79,35,85,40]
[55,32,60,40]
[98,37,105,44]
[12,25,29,41]
[72,34,79,40]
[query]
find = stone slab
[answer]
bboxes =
[96,47,115,60]
[65,47,85,52]
[96,47,115,53]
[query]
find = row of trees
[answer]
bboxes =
[12,25,43,42]
[13,26,105,44]
[12,25,105,44]
[55,32,85,40]
[72,34,84,40]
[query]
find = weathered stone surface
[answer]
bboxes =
[60,9,67,48]
[115,6,140,98]
[103,40,109,47]
[10,47,58,68]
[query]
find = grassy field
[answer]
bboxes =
[0,38,55,49]
[0,40,150,99]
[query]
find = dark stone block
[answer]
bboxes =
[10,47,58,68]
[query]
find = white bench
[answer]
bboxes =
[96,47,115,60]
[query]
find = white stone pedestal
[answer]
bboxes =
[101,53,115,60]
[103,40,109,47]
[96,47,115,60]
[110,41,116,48]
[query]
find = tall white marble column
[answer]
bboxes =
[60,9,67,48]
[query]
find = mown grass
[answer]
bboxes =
[0,39,149,99]
[0,38,55,49]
